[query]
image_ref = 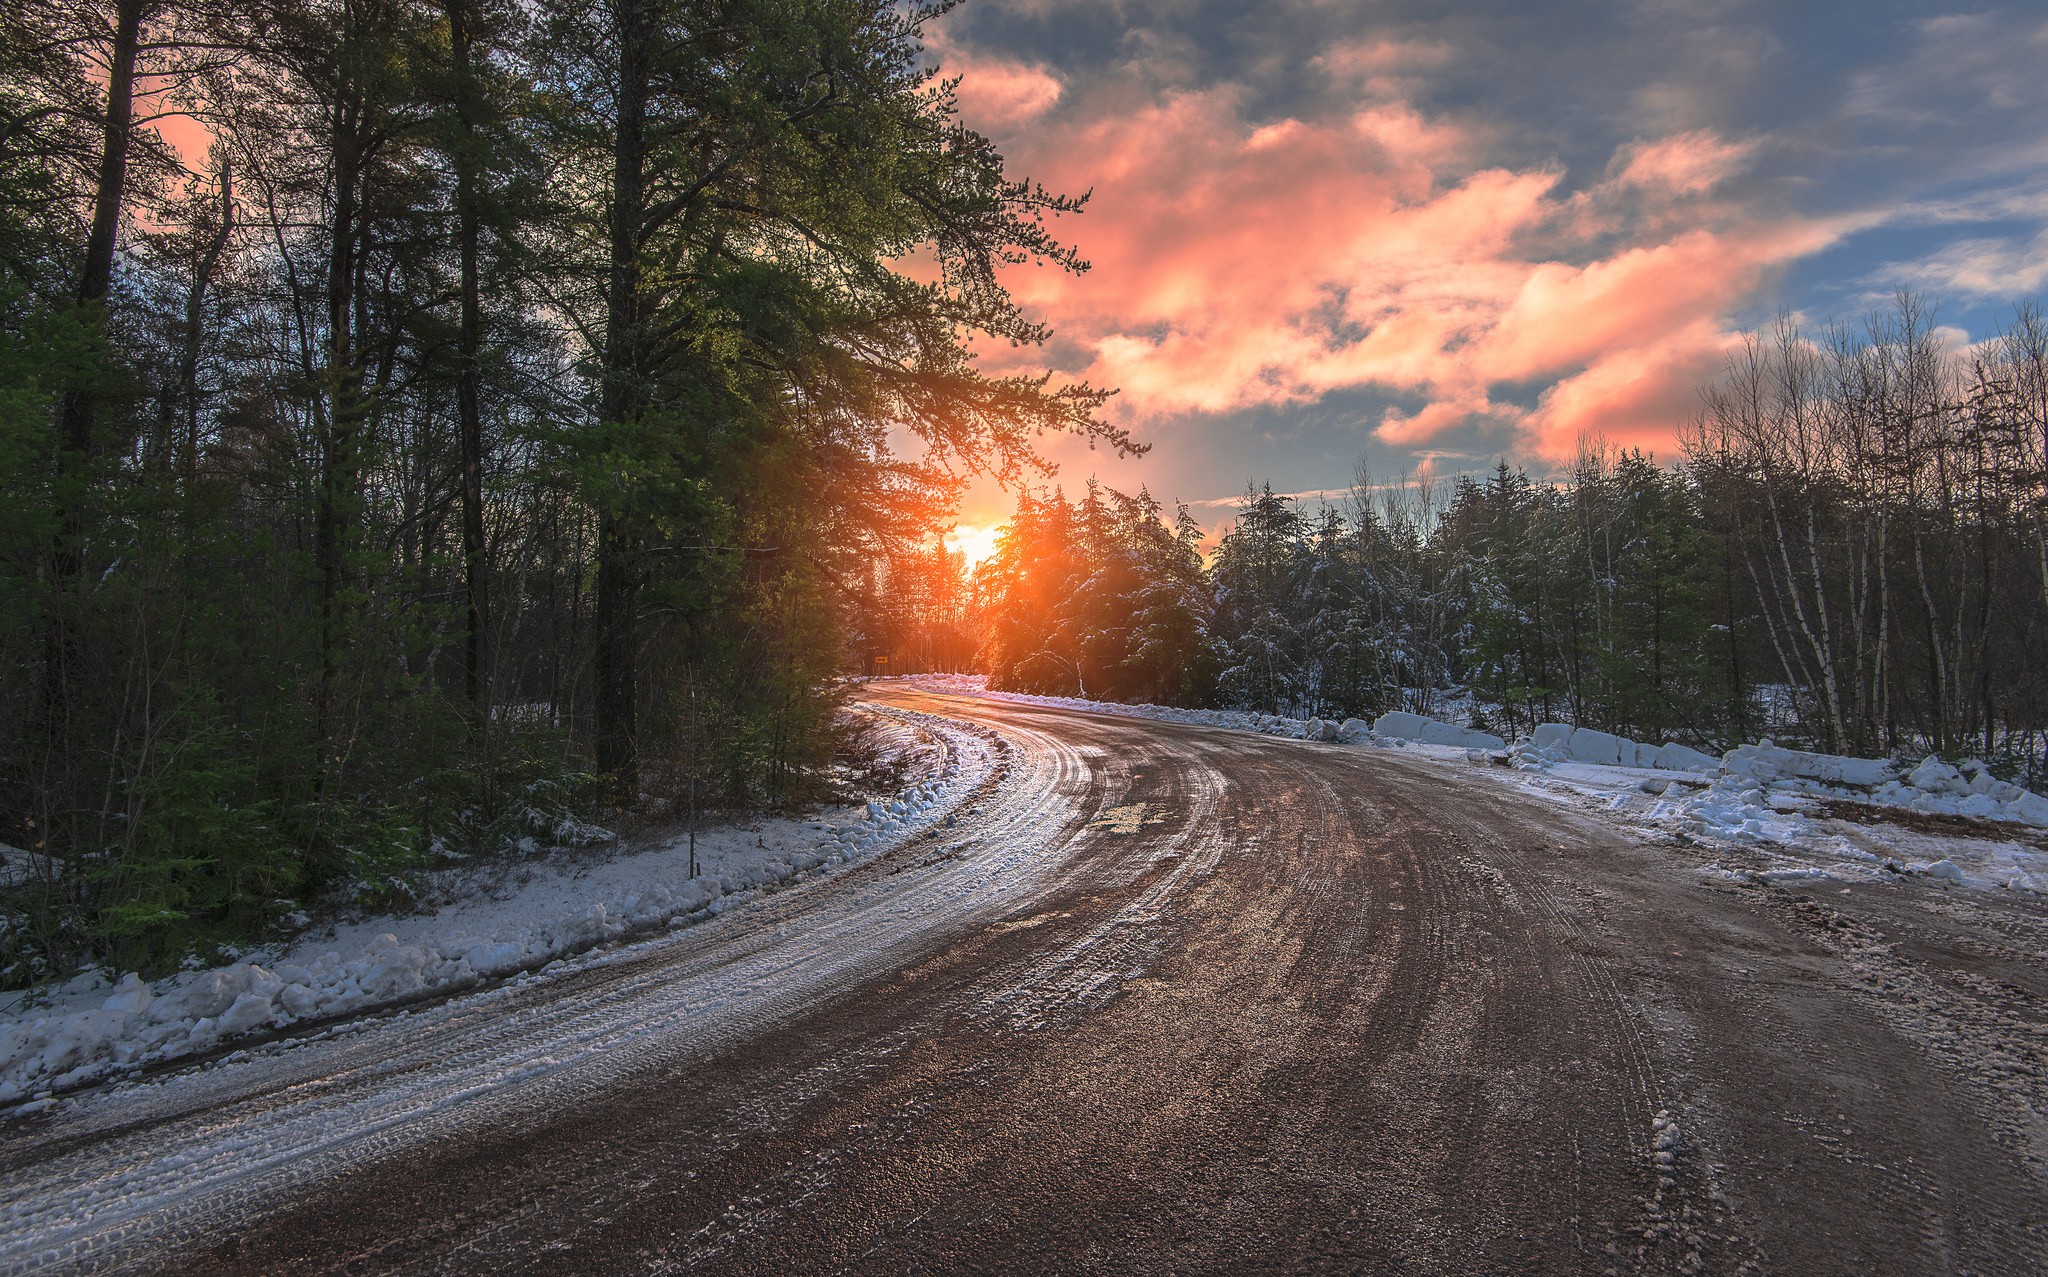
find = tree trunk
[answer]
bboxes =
[180,160,233,486]
[316,114,364,749]
[594,0,651,789]
[447,0,489,722]
[58,0,149,462]
[42,0,150,740]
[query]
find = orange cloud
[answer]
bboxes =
[1520,321,1740,458]
[941,47,1841,463]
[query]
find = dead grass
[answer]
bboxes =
[1813,799,2048,851]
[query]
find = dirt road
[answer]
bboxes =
[6,687,2046,1274]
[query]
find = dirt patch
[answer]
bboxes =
[1812,799,2048,851]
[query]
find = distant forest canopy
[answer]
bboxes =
[0,0,1127,979]
[879,296,2048,789]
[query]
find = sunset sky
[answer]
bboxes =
[930,0,2048,546]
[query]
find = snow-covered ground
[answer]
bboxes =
[0,706,992,1113]
[900,674,2048,897]
[1502,752,2048,895]
[0,702,1111,1271]
[900,673,1344,739]
[11,674,2045,1117]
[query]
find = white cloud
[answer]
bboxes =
[1874,229,2048,300]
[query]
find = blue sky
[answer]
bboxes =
[927,1,2048,544]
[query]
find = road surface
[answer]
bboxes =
[3,686,2046,1274]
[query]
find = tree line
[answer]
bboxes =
[934,296,2048,787]
[0,0,1124,981]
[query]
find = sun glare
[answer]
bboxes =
[945,522,1002,570]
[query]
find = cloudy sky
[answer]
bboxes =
[927,0,2048,548]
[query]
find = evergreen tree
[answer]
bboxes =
[1211,484,1309,715]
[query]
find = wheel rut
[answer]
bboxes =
[5,688,2045,1274]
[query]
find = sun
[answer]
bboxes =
[945,522,1002,570]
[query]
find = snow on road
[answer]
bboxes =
[0,707,981,1114]
[899,675,2048,896]
[0,706,1115,1273]
[3,684,2044,1274]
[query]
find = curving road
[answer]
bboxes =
[4,686,2047,1274]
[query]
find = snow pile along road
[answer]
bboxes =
[899,676,2048,894]
[1509,732,2048,892]
[1370,710,1503,751]
[1510,722,1719,773]
[898,673,1347,741]
[1512,727,2047,827]
[0,707,991,1111]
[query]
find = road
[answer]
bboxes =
[4,686,2046,1274]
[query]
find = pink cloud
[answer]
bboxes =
[927,28,1063,130]
[952,60,1063,128]
[1376,394,1502,447]
[1482,221,1836,383]
[935,35,1841,469]
[1521,321,1740,458]
[1610,130,1760,195]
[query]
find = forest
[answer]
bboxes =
[7,0,2047,994]
[0,0,1126,982]
[892,297,2048,792]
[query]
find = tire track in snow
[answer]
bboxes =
[0,712,1098,1275]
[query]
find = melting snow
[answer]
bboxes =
[900,675,2048,897]
[0,707,990,1111]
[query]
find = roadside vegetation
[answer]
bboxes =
[0,0,1123,985]
[901,295,2048,788]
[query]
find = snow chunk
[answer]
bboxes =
[1373,711,1504,751]
[1907,756,1965,795]
[1565,728,1625,767]
[100,973,153,1017]
[1654,741,1719,773]
[1723,743,1893,788]
[1519,725,1712,775]
[1373,711,1429,740]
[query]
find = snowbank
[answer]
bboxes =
[1656,742,1721,772]
[910,677,2048,829]
[901,675,1508,752]
[1637,769,2048,892]
[1371,711,1503,752]
[0,708,988,1110]
[1873,757,2048,826]
[898,676,2048,893]
[1507,739,2048,894]
[1701,746,2048,828]
[1513,723,1717,774]
[1722,742,1893,788]
[1509,723,2048,829]
[899,674,1335,741]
